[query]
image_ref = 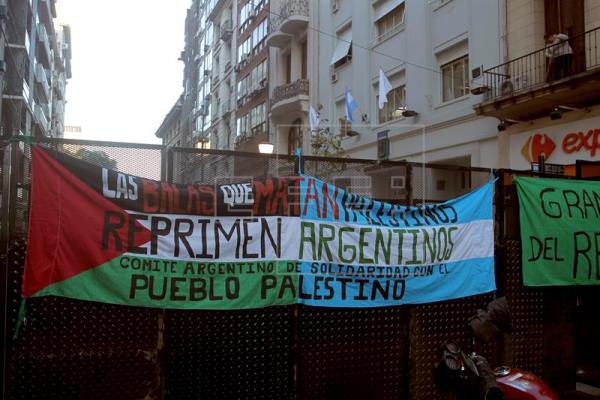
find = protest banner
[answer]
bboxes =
[22,147,496,308]
[515,176,600,286]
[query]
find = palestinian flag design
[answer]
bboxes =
[23,147,496,309]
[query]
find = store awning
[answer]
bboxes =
[330,29,352,65]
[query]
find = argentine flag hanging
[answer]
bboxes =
[344,87,358,123]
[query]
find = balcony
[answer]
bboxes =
[34,104,50,133]
[277,0,308,35]
[267,0,308,48]
[55,77,66,100]
[271,78,309,115]
[38,0,57,25]
[220,102,232,118]
[220,20,232,42]
[54,99,65,118]
[36,24,52,68]
[34,63,50,104]
[474,26,600,121]
[235,122,267,151]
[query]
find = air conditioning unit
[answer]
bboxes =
[331,72,338,83]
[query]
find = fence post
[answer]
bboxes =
[160,146,168,182]
[165,147,174,183]
[1,143,13,250]
[0,140,19,400]
[494,170,506,296]
[405,164,413,206]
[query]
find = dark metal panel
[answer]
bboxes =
[5,240,160,400]
[297,307,410,400]
[163,307,295,400]
[409,295,496,400]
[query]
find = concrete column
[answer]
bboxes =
[290,40,301,82]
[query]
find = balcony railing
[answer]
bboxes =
[34,104,49,132]
[34,63,50,103]
[269,0,308,35]
[37,24,52,67]
[272,79,309,105]
[481,26,600,102]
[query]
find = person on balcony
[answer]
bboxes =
[545,33,573,82]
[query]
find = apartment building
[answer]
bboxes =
[171,0,271,155]
[51,23,72,138]
[474,0,600,171]
[206,0,235,151]
[155,96,183,147]
[178,0,208,149]
[0,0,71,138]
[311,0,502,168]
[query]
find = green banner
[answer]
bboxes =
[514,176,600,286]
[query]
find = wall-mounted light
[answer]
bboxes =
[402,109,419,118]
[549,105,578,120]
[497,118,519,132]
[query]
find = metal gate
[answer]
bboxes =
[0,136,582,399]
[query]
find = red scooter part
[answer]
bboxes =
[495,367,559,400]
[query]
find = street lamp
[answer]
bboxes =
[258,142,274,154]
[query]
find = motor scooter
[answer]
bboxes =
[435,297,559,400]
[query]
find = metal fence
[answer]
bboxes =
[0,136,584,399]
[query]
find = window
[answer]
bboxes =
[238,37,252,62]
[237,79,247,100]
[301,41,307,79]
[441,55,468,102]
[376,3,405,41]
[240,2,253,32]
[237,114,249,136]
[336,99,351,136]
[240,0,269,32]
[237,60,266,103]
[378,85,406,123]
[285,52,292,83]
[252,19,268,52]
[250,102,266,129]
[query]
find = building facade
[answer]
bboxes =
[267,0,310,155]
[1,0,71,138]
[155,96,183,147]
[474,0,600,172]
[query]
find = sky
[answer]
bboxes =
[56,0,189,144]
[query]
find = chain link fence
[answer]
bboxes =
[0,137,582,399]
